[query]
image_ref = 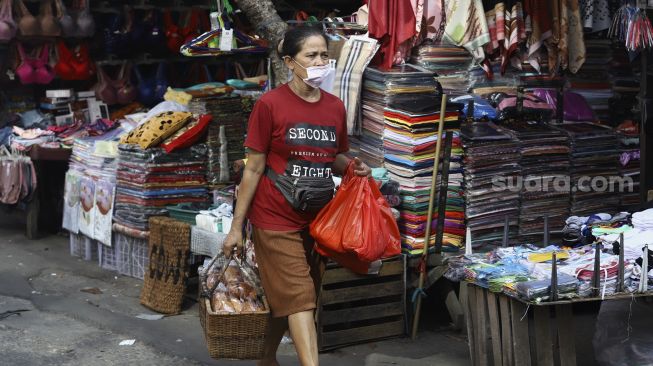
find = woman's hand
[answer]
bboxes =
[222,228,243,258]
[353,157,372,177]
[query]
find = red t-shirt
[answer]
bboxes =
[244,84,349,231]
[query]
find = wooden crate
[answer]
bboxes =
[465,284,577,366]
[316,256,406,351]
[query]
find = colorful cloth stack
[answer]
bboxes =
[499,120,571,240]
[411,42,473,97]
[113,144,209,231]
[359,65,442,168]
[188,95,246,184]
[460,122,521,250]
[384,105,465,254]
[568,39,613,122]
[553,122,619,217]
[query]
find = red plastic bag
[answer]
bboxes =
[310,162,401,265]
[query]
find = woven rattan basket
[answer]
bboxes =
[199,255,269,359]
[199,295,270,359]
[140,217,191,314]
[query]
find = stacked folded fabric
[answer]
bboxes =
[553,122,620,217]
[568,39,613,122]
[514,274,579,301]
[188,95,246,184]
[411,42,473,97]
[460,122,521,250]
[63,132,123,239]
[610,45,640,125]
[499,120,571,239]
[113,144,209,231]
[384,104,465,254]
[360,65,441,168]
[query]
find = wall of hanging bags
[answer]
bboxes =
[0,0,269,108]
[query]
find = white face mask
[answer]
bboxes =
[292,59,331,89]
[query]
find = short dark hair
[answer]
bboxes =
[279,26,328,58]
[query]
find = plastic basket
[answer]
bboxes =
[69,233,84,257]
[191,226,226,257]
[98,243,119,272]
[167,203,214,225]
[70,233,98,261]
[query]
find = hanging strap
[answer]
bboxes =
[17,0,31,18]
[133,64,144,84]
[155,62,166,80]
[40,43,50,63]
[16,43,27,61]
[0,0,11,19]
[41,0,54,17]
[234,62,247,79]
[54,0,67,18]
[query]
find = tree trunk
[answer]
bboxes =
[233,0,288,86]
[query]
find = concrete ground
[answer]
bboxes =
[0,214,471,366]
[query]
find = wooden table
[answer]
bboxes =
[24,145,71,239]
[464,283,653,366]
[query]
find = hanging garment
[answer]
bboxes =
[524,0,553,72]
[500,1,526,73]
[443,0,491,73]
[333,36,380,136]
[0,0,16,41]
[422,0,446,40]
[93,62,138,105]
[0,147,36,205]
[54,41,94,80]
[55,0,94,38]
[548,0,586,73]
[16,0,60,36]
[15,43,56,85]
[580,0,610,33]
[368,0,417,70]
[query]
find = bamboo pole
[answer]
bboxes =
[411,94,448,340]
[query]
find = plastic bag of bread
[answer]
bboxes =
[201,255,266,314]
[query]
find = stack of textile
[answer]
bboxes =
[500,120,571,239]
[67,130,124,178]
[554,123,619,217]
[568,39,613,122]
[609,45,640,126]
[63,132,123,244]
[384,102,465,254]
[411,42,473,97]
[460,122,521,250]
[188,95,246,184]
[113,144,209,231]
[360,65,440,168]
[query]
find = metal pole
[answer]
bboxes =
[411,95,448,340]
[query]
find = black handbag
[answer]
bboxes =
[266,167,335,213]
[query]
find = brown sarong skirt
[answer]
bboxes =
[252,227,326,318]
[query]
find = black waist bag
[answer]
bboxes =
[266,167,335,213]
